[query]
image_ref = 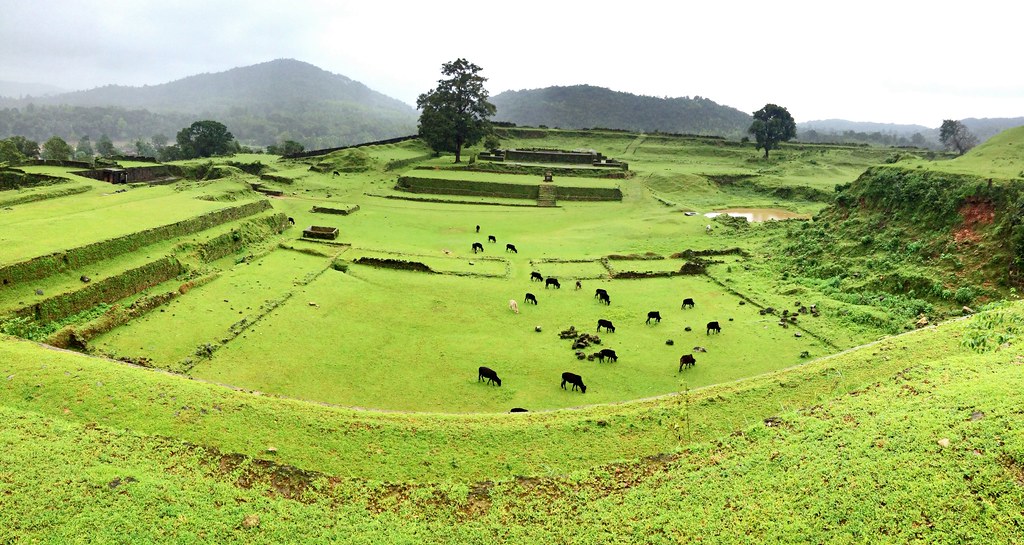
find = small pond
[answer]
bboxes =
[704,208,811,222]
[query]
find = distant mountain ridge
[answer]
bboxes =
[0,59,418,148]
[490,85,752,137]
[0,81,69,98]
[798,117,1024,146]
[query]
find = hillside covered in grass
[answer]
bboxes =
[3,300,1024,542]
[3,127,1024,542]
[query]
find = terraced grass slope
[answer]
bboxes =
[5,129,1021,542]
[2,301,1023,542]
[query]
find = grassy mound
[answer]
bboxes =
[2,301,1023,542]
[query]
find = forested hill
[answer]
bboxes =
[0,59,418,148]
[490,85,752,137]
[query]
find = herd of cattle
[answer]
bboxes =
[480,233,722,405]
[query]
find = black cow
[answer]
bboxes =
[287,217,295,225]
[594,288,608,299]
[472,242,484,253]
[332,171,340,176]
[509,407,529,413]
[546,278,561,289]
[575,280,582,290]
[679,354,696,371]
[525,293,538,305]
[531,271,544,282]
[681,298,695,309]
[597,319,615,333]
[478,366,502,386]
[706,321,721,335]
[597,348,618,363]
[488,235,497,243]
[476,225,480,233]
[561,372,587,393]
[598,292,611,305]
[646,311,662,324]
[506,244,517,253]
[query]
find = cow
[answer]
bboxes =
[597,348,618,363]
[287,217,295,225]
[681,298,695,309]
[597,319,615,333]
[488,235,497,243]
[509,299,519,314]
[575,280,582,290]
[598,292,611,305]
[506,244,517,253]
[509,407,529,413]
[332,170,340,176]
[561,372,587,393]
[478,366,502,386]
[594,288,608,299]
[525,293,537,305]
[472,242,484,253]
[646,311,662,324]
[706,321,721,334]
[705,224,712,234]
[531,271,544,282]
[476,225,480,233]
[546,278,561,289]
[679,354,696,371]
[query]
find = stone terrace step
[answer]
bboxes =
[537,184,557,207]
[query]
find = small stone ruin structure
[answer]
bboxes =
[302,226,339,240]
[479,148,628,170]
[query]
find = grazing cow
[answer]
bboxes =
[525,293,538,305]
[509,407,529,413]
[506,244,518,253]
[693,346,707,352]
[705,224,712,234]
[545,278,561,289]
[594,288,608,299]
[509,299,519,314]
[646,311,662,324]
[472,242,484,253]
[681,298,695,309]
[575,280,582,290]
[561,372,587,393]
[531,271,544,282]
[478,366,502,386]
[706,321,721,335]
[476,225,480,233]
[679,354,696,371]
[597,319,615,333]
[488,235,497,243]
[287,217,295,225]
[598,292,611,305]
[597,348,618,363]
[332,171,340,176]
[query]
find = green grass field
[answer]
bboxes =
[4,128,1022,542]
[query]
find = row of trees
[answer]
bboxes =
[0,120,256,165]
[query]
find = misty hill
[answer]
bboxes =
[798,117,1024,148]
[490,85,751,137]
[0,81,69,98]
[0,59,418,148]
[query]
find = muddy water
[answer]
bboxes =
[704,208,811,222]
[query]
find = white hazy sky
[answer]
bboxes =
[1,0,1020,127]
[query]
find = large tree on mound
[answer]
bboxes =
[748,103,797,159]
[416,58,496,163]
[176,120,235,158]
[939,119,978,155]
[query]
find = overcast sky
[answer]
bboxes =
[1,0,1020,127]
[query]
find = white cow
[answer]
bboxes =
[508,299,519,314]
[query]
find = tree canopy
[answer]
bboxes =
[939,119,978,155]
[40,136,73,161]
[748,104,797,159]
[416,58,496,163]
[176,120,235,159]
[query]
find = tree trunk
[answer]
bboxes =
[454,145,461,163]
[763,147,770,159]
